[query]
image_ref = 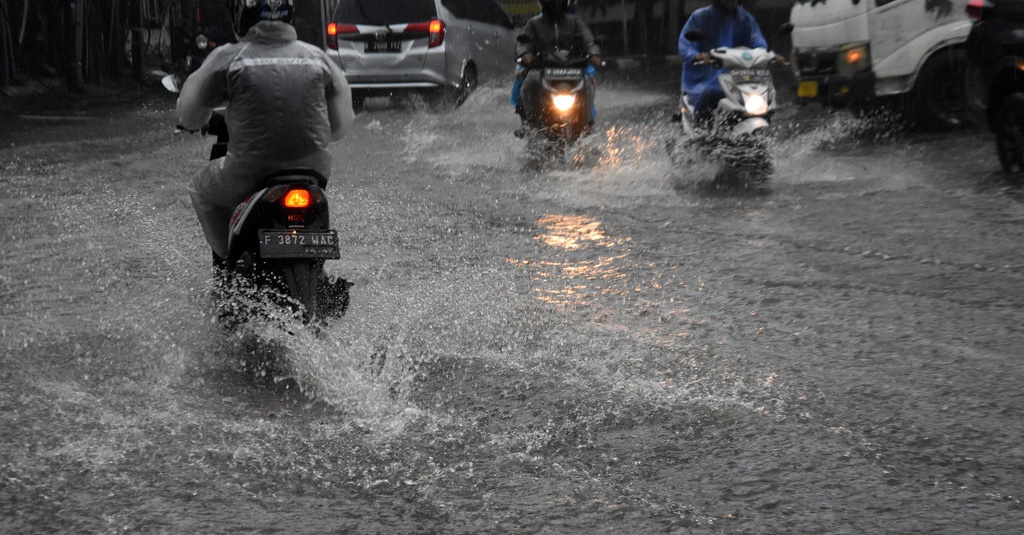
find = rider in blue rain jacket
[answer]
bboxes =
[678,0,768,121]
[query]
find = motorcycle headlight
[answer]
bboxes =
[744,92,769,116]
[552,93,576,112]
[195,34,209,50]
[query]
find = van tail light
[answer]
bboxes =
[326,22,359,50]
[429,19,445,47]
[966,0,992,20]
[407,19,445,48]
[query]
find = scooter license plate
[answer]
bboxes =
[259,230,341,259]
[544,67,584,81]
[797,81,818,98]
[730,68,771,83]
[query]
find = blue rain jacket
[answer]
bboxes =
[677,6,767,113]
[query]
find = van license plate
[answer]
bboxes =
[797,81,818,98]
[259,230,341,259]
[366,40,402,53]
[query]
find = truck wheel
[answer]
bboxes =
[909,48,967,130]
[996,92,1024,174]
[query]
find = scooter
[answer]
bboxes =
[672,30,778,189]
[518,49,594,158]
[187,112,349,326]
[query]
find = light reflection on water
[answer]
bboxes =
[509,214,633,308]
[506,212,716,344]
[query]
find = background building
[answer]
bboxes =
[0,0,792,90]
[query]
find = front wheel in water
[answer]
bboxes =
[996,92,1024,176]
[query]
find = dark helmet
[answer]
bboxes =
[539,0,569,20]
[711,0,739,14]
[229,0,294,37]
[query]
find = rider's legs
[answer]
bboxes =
[519,69,544,124]
[693,87,726,126]
[510,64,526,114]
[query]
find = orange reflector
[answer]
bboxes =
[283,189,311,209]
[846,49,863,64]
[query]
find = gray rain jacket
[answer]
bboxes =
[514,14,600,59]
[176,20,354,259]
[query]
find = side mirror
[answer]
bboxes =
[161,74,182,93]
[684,29,705,42]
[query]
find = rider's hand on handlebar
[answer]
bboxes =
[520,53,534,66]
[694,52,711,64]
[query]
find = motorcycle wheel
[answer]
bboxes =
[996,92,1024,178]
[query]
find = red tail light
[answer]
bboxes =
[283,188,312,209]
[966,0,992,20]
[326,22,359,50]
[407,19,445,48]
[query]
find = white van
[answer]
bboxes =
[325,0,516,108]
[788,0,971,128]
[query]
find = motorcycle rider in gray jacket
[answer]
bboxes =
[176,0,354,263]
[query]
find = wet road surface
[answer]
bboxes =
[1,79,1023,533]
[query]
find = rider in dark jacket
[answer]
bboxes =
[512,0,601,128]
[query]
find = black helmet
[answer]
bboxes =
[539,0,569,20]
[229,0,294,37]
[711,0,739,14]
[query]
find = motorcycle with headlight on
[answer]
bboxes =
[518,50,594,158]
[672,30,779,190]
[164,0,234,90]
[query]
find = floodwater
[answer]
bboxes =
[2,78,1023,534]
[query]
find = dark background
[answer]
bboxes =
[0,0,792,92]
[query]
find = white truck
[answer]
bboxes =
[788,0,972,129]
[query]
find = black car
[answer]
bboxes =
[964,0,1024,175]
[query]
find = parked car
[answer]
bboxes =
[325,0,517,108]
[964,0,1024,175]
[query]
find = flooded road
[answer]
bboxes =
[2,79,1023,533]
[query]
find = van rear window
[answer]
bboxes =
[334,0,438,25]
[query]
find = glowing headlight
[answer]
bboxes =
[552,93,576,112]
[837,42,870,76]
[744,92,768,116]
[195,34,209,50]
